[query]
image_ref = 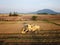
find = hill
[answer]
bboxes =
[30,9,60,14]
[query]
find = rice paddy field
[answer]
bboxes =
[0,14,60,45]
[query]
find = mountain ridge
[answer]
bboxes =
[30,9,60,14]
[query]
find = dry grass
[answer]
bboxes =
[0,21,60,33]
[0,14,60,45]
[0,14,60,33]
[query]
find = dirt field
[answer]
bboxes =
[0,14,60,33]
[0,14,60,45]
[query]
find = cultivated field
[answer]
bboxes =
[0,14,60,45]
[0,14,60,33]
[0,21,60,33]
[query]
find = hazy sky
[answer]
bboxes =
[0,0,60,13]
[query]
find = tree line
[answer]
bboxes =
[9,12,18,16]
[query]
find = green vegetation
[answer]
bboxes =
[31,16,37,20]
[37,13,48,15]
[9,12,12,16]
[9,12,18,16]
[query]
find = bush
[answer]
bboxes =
[31,16,37,20]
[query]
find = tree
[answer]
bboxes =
[42,13,48,14]
[31,16,37,20]
[37,13,48,15]
[13,12,18,16]
[9,12,18,16]
[9,12,12,16]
